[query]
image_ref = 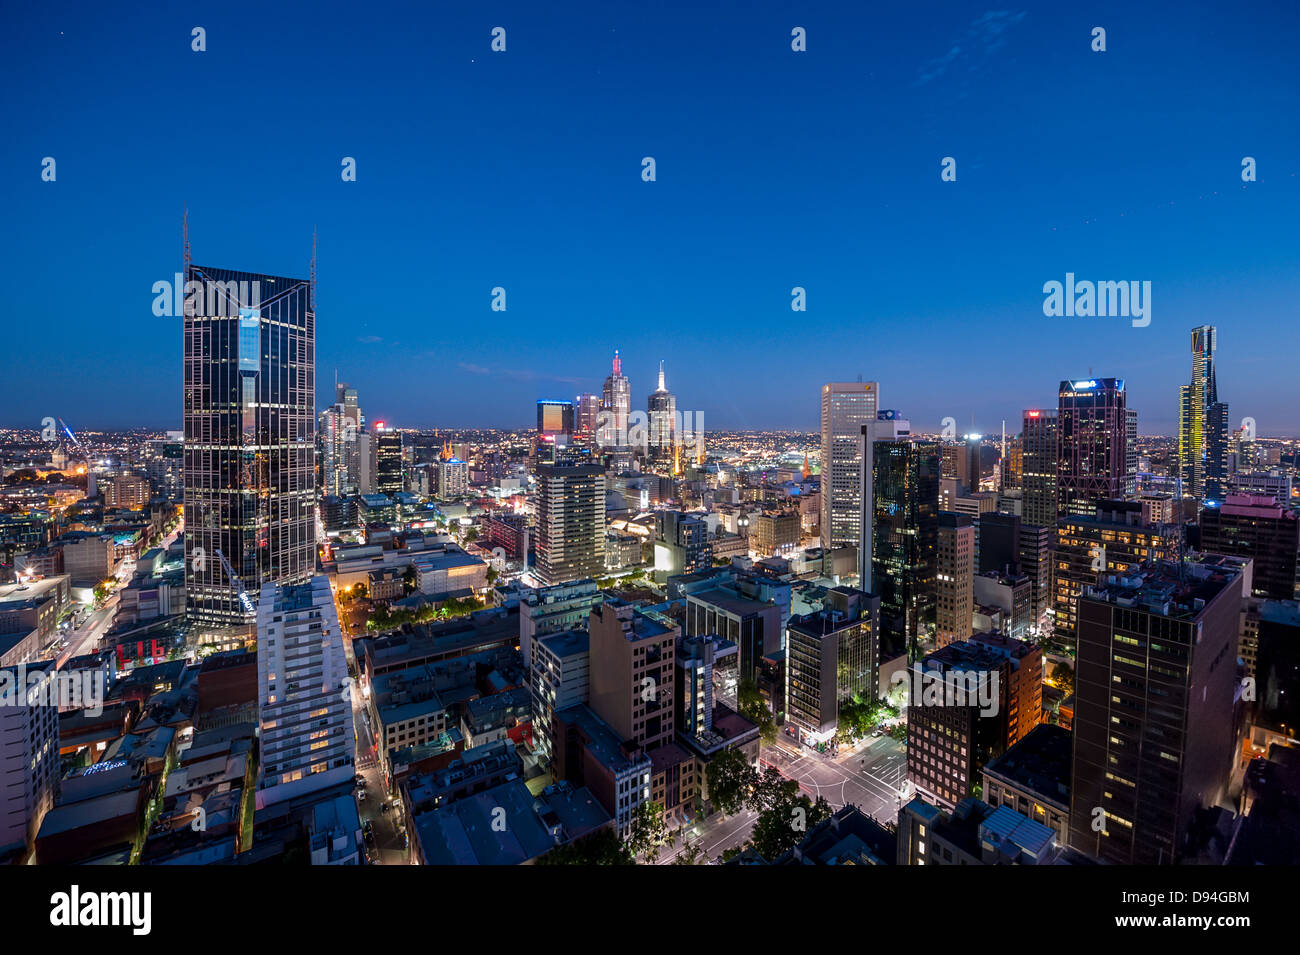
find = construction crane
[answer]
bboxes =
[213,548,256,617]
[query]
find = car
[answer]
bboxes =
[357,789,366,801]
[381,802,391,813]
[872,728,883,738]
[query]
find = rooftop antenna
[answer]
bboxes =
[182,207,191,276]
[310,227,317,311]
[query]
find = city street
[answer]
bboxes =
[350,682,408,864]
[656,808,759,864]
[764,736,910,827]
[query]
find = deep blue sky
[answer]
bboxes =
[2,1,1297,434]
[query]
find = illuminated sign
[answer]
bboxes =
[1072,379,1098,390]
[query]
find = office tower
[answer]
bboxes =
[318,404,349,497]
[785,587,880,745]
[534,464,606,585]
[646,361,677,473]
[536,399,575,439]
[599,350,631,446]
[959,434,983,492]
[0,661,58,858]
[1200,495,1300,600]
[519,578,604,669]
[1068,556,1247,864]
[978,511,1022,577]
[374,424,403,496]
[905,634,1041,808]
[936,513,975,648]
[184,263,316,627]
[574,392,601,438]
[1126,408,1139,495]
[652,510,711,576]
[820,381,880,550]
[255,575,355,809]
[529,630,590,764]
[1018,522,1053,636]
[588,600,677,751]
[675,633,732,740]
[1053,501,1178,651]
[1021,409,1058,527]
[1178,326,1230,502]
[870,427,940,658]
[1000,436,1023,492]
[1057,378,1128,517]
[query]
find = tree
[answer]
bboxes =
[749,765,800,814]
[750,793,832,861]
[535,828,633,865]
[736,678,777,745]
[673,840,706,865]
[706,747,757,816]
[626,801,670,864]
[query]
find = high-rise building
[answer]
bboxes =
[652,510,711,576]
[1178,325,1230,503]
[785,587,880,745]
[869,424,939,657]
[0,661,59,859]
[1126,408,1139,495]
[184,264,316,627]
[529,629,590,765]
[1057,378,1129,517]
[599,350,631,449]
[1200,495,1299,600]
[374,424,403,496]
[519,578,605,669]
[255,575,354,809]
[534,464,606,585]
[937,513,975,648]
[1053,501,1178,651]
[536,399,575,439]
[820,382,879,551]
[574,393,601,438]
[646,361,677,473]
[1068,556,1247,864]
[1021,409,1058,527]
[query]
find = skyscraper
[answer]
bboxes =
[647,360,677,473]
[374,424,403,496]
[184,262,316,627]
[870,423,940,658]
[1021,409,1058,527]
[936,512,975,648]
[820,382,879,551]
[537,399,575,439]
[1178,325,1230,502]
[1056,378,1128,518]
[534,463,606,585]
[574,392,601,438]
[1068,556,1247,864]
[599,350,631,450]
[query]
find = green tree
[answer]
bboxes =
[706,747,757,816]
[626,801,670,864]
[673,840,706,865]
[736,678,777,745]
[750,794,832,861]
[536,828,633,865]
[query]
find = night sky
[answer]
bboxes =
[2,1,1297,433]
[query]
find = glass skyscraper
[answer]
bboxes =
[183,264,317,628]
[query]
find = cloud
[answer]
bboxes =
[457,360,582,386]
[917,10,1026,85]
[357,335,383,344]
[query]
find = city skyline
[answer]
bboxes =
[3,3,1297,433]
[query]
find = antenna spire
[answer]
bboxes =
[182,207,191,276]
[612,349,621,377]
[658,360,666,391]
[310,228,317,311]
